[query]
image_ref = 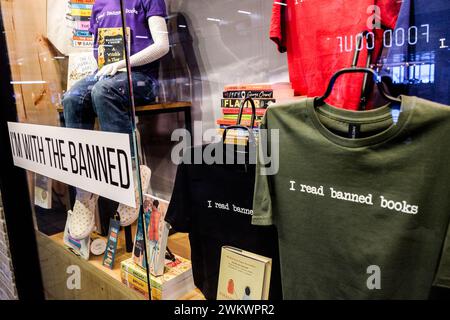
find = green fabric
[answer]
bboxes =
[252,96,450,299]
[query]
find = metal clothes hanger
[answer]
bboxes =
[221,97,257,168]
[222,97,257,148]
[314,67,402,107]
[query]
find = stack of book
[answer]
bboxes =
[217,83,294,145]
[121,254,196,300]
[67,0,95,48]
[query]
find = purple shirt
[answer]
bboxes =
[89,0,167,78]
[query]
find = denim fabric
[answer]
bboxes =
[62,71,158,134]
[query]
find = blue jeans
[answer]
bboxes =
[62,72,158,136]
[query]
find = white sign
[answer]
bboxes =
[7,122,136,208]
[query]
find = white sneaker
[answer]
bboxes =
[117,165,151,227]
[68,193,99,240]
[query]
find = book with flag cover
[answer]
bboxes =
[221,98,276,109]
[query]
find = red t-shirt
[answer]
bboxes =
[270,0,401,110]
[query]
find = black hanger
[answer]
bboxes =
[352,30,374,110]
[222,97,257,147]
[315,67,401,108]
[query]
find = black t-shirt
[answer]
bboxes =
[166,144,282,300]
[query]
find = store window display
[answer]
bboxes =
[1,0,450,302]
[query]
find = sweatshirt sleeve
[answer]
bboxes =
[269,0,287,53]
[252,113,275,226]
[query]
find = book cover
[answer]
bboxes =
[34,174,52,209]
[221,108,267,116]
[67,52,98,90]
[217,128,259,138]
[222,114,263,121]
[223,82,294,100]
[74,20,91,31]
[70,8,93,17]
[72,40,94,47]
[69,3,94,10]
[73,29,92,37]
[223,90,274,99]
[225,82,294,90]
[221,98,276,109]
[216,118,261,127]
[121,270,150,298]
[217,246,272,300]
[219,125,260,130]
[223,137,250,146]
[72,36,94,42]
[97,27,130,70]
[224,83,274,91]
[66,13,91,22]
[71,0,95,4]
[132,194,170,276]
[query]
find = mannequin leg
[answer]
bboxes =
[62,75,100,238]
[62,75,98,197]
[91,72,156,232]
[62,75,97,130]
[90,71,158,135]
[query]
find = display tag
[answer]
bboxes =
[348,124,361,139]
[102,218,120,269]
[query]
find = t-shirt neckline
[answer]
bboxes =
[306,96,414,148]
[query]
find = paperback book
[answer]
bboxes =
[223,114,263,121]
[97,27,130,70]
[216,118,261,127]
[67,52,98,90]
[221,98,276,109]
[223,90,274,99]
[133,194,170,276]
[221,108,267,116]
[217,246,272,300]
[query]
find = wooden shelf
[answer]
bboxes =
[56,101,192,114]
[37,230,204,300]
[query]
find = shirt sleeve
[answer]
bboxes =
[165,150,191,233]
[252,114,275,226]
[142,0,167,19]
[88,5,98,35]
[377,0,402,29]
[434,223,450,289]
[269,0,287,53]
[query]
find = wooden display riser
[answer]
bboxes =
[37,230,205,300]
